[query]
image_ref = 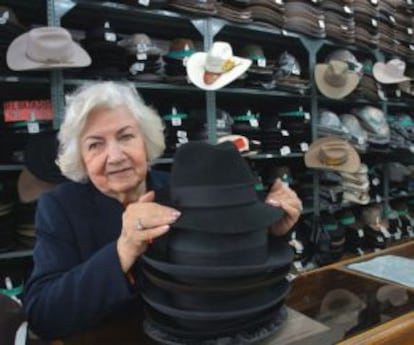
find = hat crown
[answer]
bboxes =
[318,142,348,166]
[324,60,348,87]
[169,38,194,52]
[387,58,407,77]
[171,142,254,189]
[205,42,235,74]
[26,27,74,63]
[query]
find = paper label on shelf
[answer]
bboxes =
[372,177,380,186]
[27,122,40,134]
[396,89,402,98]
[129,63,145,75]
[358,137,365,145]
[318,20,325,29]
[281,129,289,136]
[138,0,150,6]
[408,28,413,35]
[304,112,311,120]
[177,137,188,144]
[217,119,226,128]
[358,229,364,238]
[176,130,187,138]
[249,118,259,127]
[300,142,309,152]
[293,260,304,271]
[0,11,9,25]
[280,146,291,156]
[104,32,117,42]
[343,5,352,14]
[182,57,189,67]
[136,53,147,61]
[376,194,382,203]
[258,58,267,67]
[172,117,182,126]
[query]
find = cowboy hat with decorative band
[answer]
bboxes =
[7,26,91,71]
[186,41,252,90]
[304,136,361,173]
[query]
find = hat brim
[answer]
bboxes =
[143,303,287,343]
[186,52,252,90]
[142,237,294,277]
[156,188,284,233]
[17,168,56,203]
[373,62,411,84]
[141,278,289,320]
[6,32,92,71]
[304,137,360,173]
[315,65,360,99]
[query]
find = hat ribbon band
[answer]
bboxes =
[171,182,258,207]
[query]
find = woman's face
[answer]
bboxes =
[80,105,148,201]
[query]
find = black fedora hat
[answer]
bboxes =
[159,141,283,232]
[142,236,293,278]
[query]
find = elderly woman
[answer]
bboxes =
[24,81,302,340]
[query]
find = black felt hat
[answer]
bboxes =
[160,141,284,232]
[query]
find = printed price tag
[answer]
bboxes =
[358,229,364,238]
[372,177,380,186]
[371,18,378,27]
[318,20,325,29]
[376,194,382,203]
[138,0,150,6]
[396,89,402,98]
[343,6,352,14]
[249,118,259,127]
[182,56,189,67]
[258,59,267,68]
[275,0,283,5]
[408,28,413,35]
[104,32,117,42]
[281,130,289,136]
[136,53,147,61]
[407,0,413,5]
[370,0,378,4]
[217,119,226,128]
[27,122,40,134]
[293,261,304,271]
[177,137,188,144]
[300,142,309,152]
[280,146,291,156]
[304,112,311,120]
[377,236,384,243]
[176,130,187,138]
[172,117,182,126]
[0,10,9,25]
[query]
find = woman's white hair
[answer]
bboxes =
[57,81,165,182]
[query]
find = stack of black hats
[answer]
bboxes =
[81,21,128,77]
[231,109,262,145]
[0,180,15,253]
[321,0,355,44]
[163,38,196,84]
[247,0,285,29]
[118,33,163,82]
[141,142,293,344]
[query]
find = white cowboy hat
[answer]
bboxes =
[186,41,252,91]
[7,26,91,71]
[315,60,360,99]
[373,59,411,84]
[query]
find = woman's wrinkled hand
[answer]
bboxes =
[116,191,180,272]
[265,178,303,237]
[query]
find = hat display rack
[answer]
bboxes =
[1,0,414,343]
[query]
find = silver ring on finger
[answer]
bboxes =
[136,218,144,231]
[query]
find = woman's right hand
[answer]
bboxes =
[116,191,180,272]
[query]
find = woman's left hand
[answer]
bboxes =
[265,178,303,236]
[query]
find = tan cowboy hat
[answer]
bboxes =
[304,136,361,173]
[315,60,360,99]
[7,26,91,71]
[373,58,411,84]
[186,41,251,90]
